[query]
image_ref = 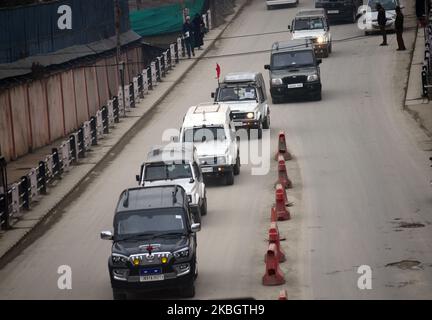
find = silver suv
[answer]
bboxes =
[136,143,207,223]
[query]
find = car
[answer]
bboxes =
[180,103,240,185]
[264,40,323,103]
[315,0,362,23]
[288,9,332,58]
[266,0,298,10]
[136,143,207,224]
[361,0,401,35]
[211,72,270,139]
[100,185,200,300]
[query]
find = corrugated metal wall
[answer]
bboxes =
[0,0,130,63]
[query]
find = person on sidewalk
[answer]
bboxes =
[395,5,406,51]
[182,16,195,58]
[192,13,205,50]
[377,3,388,46]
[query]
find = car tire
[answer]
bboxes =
[350,9,357,23]
[112,289,127,300]
[322,49,329,58]
[364,30,370,36]
[181,280,196,298]
[263,115,270,129]
[200,196,207,216]
[258,125,263,139]
[225,171,234,185]
[328,42,332,54]
[272,97,281,104]
[233,154,240,175]
[267,5,272,10]
[314,91,322,101]
[194,207,202,224]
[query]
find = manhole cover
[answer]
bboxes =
[385,260,422,270]
[399,222,425,228]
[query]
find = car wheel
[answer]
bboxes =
[200,196,207,216]
[328,42,332,54]
[194,207,202,224]
[225,171,234,185]
[314,91,322,101]
[263,115,270,129]
[181,280,196,298]
[258,124,263,139]
[350,9,356,23]
[364,30,370,36]
[112,289,127,300]
[322,49,329,58]
[233,154,240,175]
[272,97,281,104]
[267,5,272,10]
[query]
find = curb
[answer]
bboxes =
[0,0,249,266]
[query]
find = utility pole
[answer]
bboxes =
[115,0,126,117]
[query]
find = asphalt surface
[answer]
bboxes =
[1,0,432,299]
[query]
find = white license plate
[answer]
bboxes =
[140,274,164,282]
[327,10,339,14]
[288,83,303,89]
[201,167,213,173]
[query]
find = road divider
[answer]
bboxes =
[265,222,286,263]
[278,289,288,300]
[274,184,291,221]
[275,131,292,161]
[276,155,292,189]
[262,243,286,286]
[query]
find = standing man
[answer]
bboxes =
[192,13,205,50]
[395,6,406,51]
[183,16,195,58]
[377,3,388,46]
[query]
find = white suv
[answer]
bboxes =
[136,143,207,223]
[180,103,240,185]
[212,72,270,139]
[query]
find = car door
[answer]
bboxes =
[192,161,205,199]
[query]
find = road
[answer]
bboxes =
[1,0,432,299]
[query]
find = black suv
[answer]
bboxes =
[315,0,362,23]
[100,185,201,300]
[264,40,322,103]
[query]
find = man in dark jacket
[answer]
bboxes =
[192,13,205,50]
[377,3,388,46]
[182,16,195,58]
[395,6,406,50]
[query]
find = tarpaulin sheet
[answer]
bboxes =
[130,0,205,36]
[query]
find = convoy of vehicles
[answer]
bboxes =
[212,72,270,138]
[101,185,200,300]
[289,9,332,58]
[101,5,328,300]
[265,40,323,103]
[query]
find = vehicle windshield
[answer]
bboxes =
[144,163,192,181]
[217,86,257,102]
[294,17,324,31]
[271,50,315,69]
[183,126,226,142]
[114,208,186,238]
[368,0,397,11]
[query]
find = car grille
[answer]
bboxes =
[232,112,249,120]
[200,156,217,165]
[283,75,307,84]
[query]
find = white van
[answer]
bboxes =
[180,103,240,185]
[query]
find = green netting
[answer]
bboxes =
[130,0,205,37]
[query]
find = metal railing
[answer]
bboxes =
[422,7,432,98]
[0,36,189,230]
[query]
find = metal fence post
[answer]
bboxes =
[52,148,62,178]
[175,39,180,63]
[38,161,47,195]
[77,127,85,158]
[20,175,30,210]
[0,156,10,230]
[101,106,109,134]
[90,116,98,145]
[113,96,120,123]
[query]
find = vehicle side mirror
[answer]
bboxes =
[191,223,201,233]
[171,136,179,142]
[211,92,215,98]
[189,178,195,183]
[264,64,270,70]
[136,175,140,182]
[100,231,113,240]
[317,59,322,65]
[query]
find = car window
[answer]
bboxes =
[271,50,315,69]
[144,163,192,180]
[218,86,257,101]
[294,17,324,30]
[115,209,185,236]
[368,0,397,11]
[184,126,226,142]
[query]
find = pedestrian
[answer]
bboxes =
[377,3,388,46]
[182,16,195,58]
[395,5,406,51]
[192,13,205,50]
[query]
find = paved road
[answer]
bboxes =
[1,0,432,299]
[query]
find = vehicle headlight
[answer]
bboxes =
[271,78,283,85]
[112,253,129,265]
[307,74,319,82]
[217,156,226,164]
[316,36,326,44]
[173,247,190,259]
[246,112,254,119]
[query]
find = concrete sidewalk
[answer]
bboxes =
[405,24,432,137]
[0,0,248,261]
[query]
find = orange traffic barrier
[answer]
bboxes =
[275,184,291,221]
[277,155,292,189]
[271,206,277,222]
[275,131,292,161]
[262,243,286,286]
[265,222,286,263]
[278,289,288,300]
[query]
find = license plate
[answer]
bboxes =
[327,10,339,14]
[140,274,164,282]
[287,83,303,89]
[201,167,213,173]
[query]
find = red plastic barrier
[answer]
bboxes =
[278,289,288,300]
[265,222,286,262]
[275,184,291,221]
[277,155,292,189]
[262,243,286,286]
[275,131,292,161]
